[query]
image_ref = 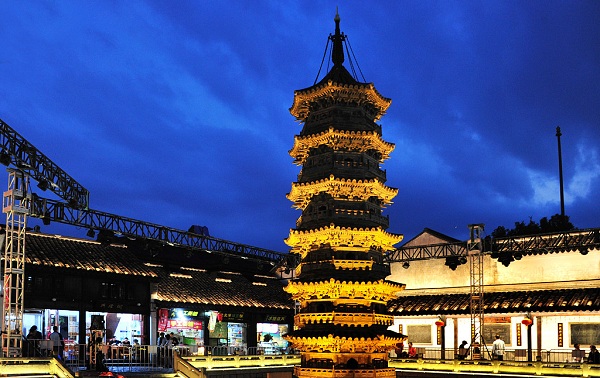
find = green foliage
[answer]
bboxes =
[491,214,575,238]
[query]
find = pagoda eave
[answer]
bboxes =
[290,81,391,122]
[285,225,403,256]
[287,176,398,208]
[289,128,395,164]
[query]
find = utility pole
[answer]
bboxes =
[556,126,565,217]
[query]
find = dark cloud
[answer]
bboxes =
[0,1,598,250]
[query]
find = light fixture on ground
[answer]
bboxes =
[402,261,410,269]
[86,228,95,238]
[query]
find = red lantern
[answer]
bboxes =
[435,320,445,327]
[522,318,533,326]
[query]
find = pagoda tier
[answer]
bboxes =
[290,128,395,166]
[286,332,403,353]
[298,150,387,184]
[296,196,390,231]
[284,12,406,377]
[285,278,405,304]
[290,82,391,123]
[293,246,389,280]
[287,175,398,210]
[285,224,402,257]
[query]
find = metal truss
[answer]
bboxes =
[385,228,600,263]
[1,170,30,356]
[30,195,288,263]
[386,241,467,262]
[492,229,600,254]
[467,224,485,355]
[0,119,89,209]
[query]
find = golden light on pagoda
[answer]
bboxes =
[283,10,407,377]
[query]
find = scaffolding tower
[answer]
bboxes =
[1,169,31,356]
[467,224,485,357]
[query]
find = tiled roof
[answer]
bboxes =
[153,267,293,310]
[387,288,600,315]
[10,233,158,277]
[401,228,461,247]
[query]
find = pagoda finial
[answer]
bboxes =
[331,8,344,66]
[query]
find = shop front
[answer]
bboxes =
[159,308,205,355]
[159,308,254,355]
[257,314,290,355]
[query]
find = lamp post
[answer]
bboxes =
[436,316,446,360]
[522,316,533,362]
[556,126,565,217]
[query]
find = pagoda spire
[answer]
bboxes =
[331,9,345,66]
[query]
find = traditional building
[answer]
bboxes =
[386,227,600,361]
[0,228,293,357]
[283,12,406,377]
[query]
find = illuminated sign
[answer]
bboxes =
[265,315,287,323]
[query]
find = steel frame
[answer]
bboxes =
[0,119,89,209]
[467,224,484,353]
[385,228,600,263]
[29,195,288,262]
[1,170,30,356]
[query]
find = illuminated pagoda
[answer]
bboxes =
[284,11,406,378]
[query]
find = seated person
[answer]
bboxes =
[458,340,470,360]
[108,337,121,346]
[588,345,600,364]
[408,342,417,358]
[122,337,131,346]
[572,344,585,362]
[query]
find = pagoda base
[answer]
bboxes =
[294,366,396,378]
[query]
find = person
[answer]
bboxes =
[408,342,417,358]
[163,333,173,367]
[492,335,505,361]
[170,332,179,346]
[458,340,470,360]
[588,345,600,364]
[395,342,405,358]
[25,325,43,357]
[49,326,64,360]
[572,343,585,362]
[108,336,120,345]
[122,337,131,346]
[157,332,165,346]
[157,332,166,365]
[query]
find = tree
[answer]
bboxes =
[492,214,575,238]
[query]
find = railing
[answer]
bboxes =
[390,347,600,368]
[409,347,597,364]
[30,343,177,374]
[182,353,301,369]
[389,358,600,377]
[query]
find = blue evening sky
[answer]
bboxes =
[1,1,599,252]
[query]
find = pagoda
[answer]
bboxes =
[283,12,407,378]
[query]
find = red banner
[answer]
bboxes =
[158,309,169,332]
